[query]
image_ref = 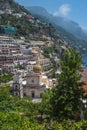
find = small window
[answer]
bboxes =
[32,79,34,83]
[23,93,26,96]
[15,85,17,89]
[40,93,43,98]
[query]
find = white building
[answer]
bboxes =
[11,64,53,98]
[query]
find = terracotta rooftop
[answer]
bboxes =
[81,69,87,81]
[81,70,87,94]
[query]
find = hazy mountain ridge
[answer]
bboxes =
[0,1,87,54]
[55,24,87,54]
[27,6,87,41]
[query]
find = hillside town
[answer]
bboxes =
[1,0,87,129]
[0,2,87,98]
[0,0,87,101]
[0,0,69,96]
[0,32,87,99]
[0,0,70,99]
[0,34,60,98]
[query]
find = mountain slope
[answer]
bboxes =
[0,0,58,41]
[0,0,29,14]
[0,1,87,54]
[26,6,87,54]
[27,6,87,41]
[55,24,87,54]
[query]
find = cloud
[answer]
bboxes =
[53,4,71,17]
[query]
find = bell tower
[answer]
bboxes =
[11,74,23,98]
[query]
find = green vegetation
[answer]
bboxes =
[0,0,58,40]
[0,49,87,129]
[28,6,87,54]
[43,46,53,58]
[0,74,12,83]
[15,64,24,69]
[0,86,87,129]
[1,112,87,130]
[0,1,87,128]
[0,14,36,37]
[50,48,84,121]
[55,25,87,54]
[0,0,29,14]
[0,13,57,40]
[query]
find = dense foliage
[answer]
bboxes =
[0,74,12,83]
[50,48,84,121]
[0,112,87,130]
[0,0,29,14]
[0,86,87,130]
[0,13,56,41]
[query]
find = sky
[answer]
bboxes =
[15,0,87,29]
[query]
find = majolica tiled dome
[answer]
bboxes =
[33,64,42,73]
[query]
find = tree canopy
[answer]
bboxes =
[50,48,84,121]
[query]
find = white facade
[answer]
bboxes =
[11,66,46,98]
[11,63,55,98]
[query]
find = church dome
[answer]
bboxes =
[33,64,42,73]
